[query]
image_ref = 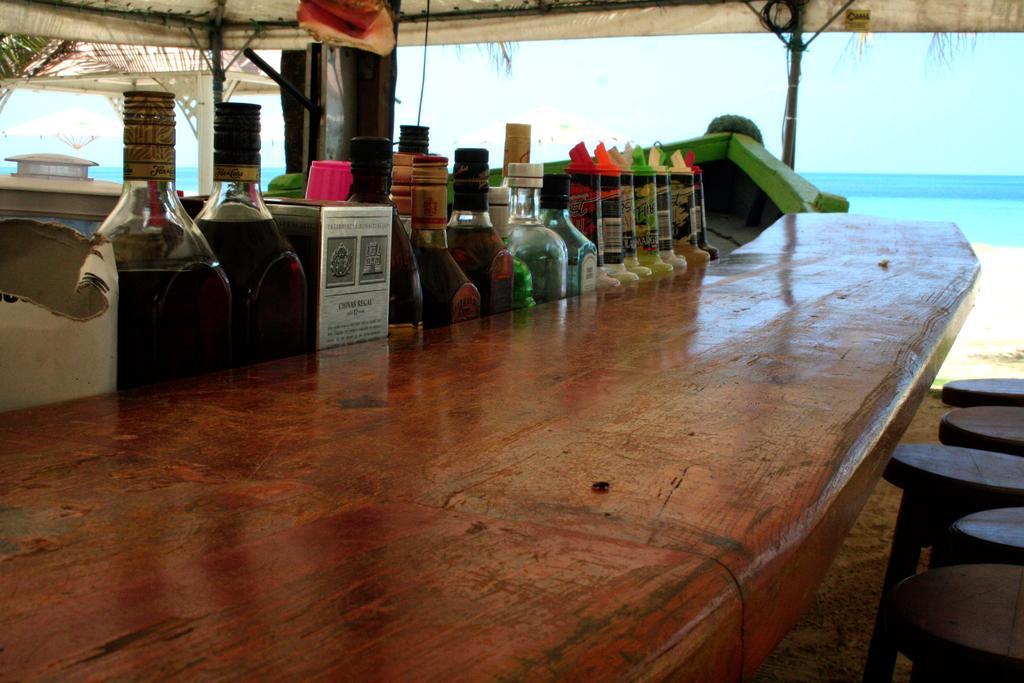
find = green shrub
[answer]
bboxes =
[706,115,764,145]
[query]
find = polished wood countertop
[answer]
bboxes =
[0,214,979,680]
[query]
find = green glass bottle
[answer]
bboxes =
[488,185,535,309]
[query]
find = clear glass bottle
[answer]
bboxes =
[97,90,231,389]
[196,102,307,365]
[346,136,423,327]
[506,163,568,304]
[489,185,535,309]
[447,148,513,316]
[411,155,481,327]
[539,174,596,297]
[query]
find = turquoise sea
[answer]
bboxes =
[5,166,1022,248]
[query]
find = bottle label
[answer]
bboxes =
[214,164,260,183]
[123,161,174,181]
[670,175,694,242]
[451,282,481,323]
[488,249,514,314]
[691,184,704,243]
[620,185,637,257]
[579,252,597,293]
[634,182,659,255]
[412,185,447,230]
[656,180,673,251]
[569,177,601,257]
[600,187,623,265]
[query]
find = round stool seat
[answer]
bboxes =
[949,508,1024,566]
[884,444,1024,504]
[943,379,1024,408]
[940,406,1024,457]
[885,564,1024,681]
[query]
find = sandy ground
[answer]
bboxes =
[751,244,1024,682]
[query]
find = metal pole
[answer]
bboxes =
[781,7,804,169]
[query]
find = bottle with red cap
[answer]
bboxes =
[691,163,719,260]
[566,142,622,290]
[410,155,481,327]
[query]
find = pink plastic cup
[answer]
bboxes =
[305,160,352,201]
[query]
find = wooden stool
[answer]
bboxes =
[939,406,1024,457]
[942,378,1024,408]
[883,564,1024,682]
[949,507,1024,566]
[862,444,1024,682]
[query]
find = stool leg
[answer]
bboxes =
[863,493,925,683]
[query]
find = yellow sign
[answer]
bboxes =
[845,8,871,31]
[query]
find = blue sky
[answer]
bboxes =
[1,32,1021,175]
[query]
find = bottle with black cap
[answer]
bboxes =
[98,91,231,389]
[397,125,430,155]
[539,174,597,297]
[347,136,423,327]
[446,148,513,316]
[196,102,307,366]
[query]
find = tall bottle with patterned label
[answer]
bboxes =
[97,91,232,389]
[630,145,673,275]
[410,155,481,327]
[649,147,687,270]
[539,174,597,297]
[506,163,568,304]
[447,148,514,316]
[196,102,307,365]
[610,146,652,279]
[692,164,720,260]
[667,149,710,266]
[595,143,639,284]
[566,142,621,290]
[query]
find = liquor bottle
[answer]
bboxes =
[692,164,720,260]
[506,163,568,303]
[609,146,652,278]
[447,148,514,316]
[630,145,673,275]
[489,185,535,309]
[566,142,620,289]
[196,102,306,366]
[346,136,423,327]
[594,143,639,283]
[667,149,710,266]
[649,147,687,270]
[392,152,415,231]
[398,124,430,154]
[97,91,231,389]
[539,174,597,297]
[410,155,481,327]
[498,125,539,309]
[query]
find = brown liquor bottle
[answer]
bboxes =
[410,156,481,328]
[446,148,513,316]
[97,91,232,389]
[346,136,423,327]
[196,102,307,365]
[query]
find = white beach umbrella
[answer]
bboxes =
[1,108,122,150]
[457,107,628,149]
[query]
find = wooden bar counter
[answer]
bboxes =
[0,214,979,680]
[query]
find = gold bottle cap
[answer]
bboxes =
[122,90,176,181]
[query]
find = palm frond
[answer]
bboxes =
[0,34,77,80]
[927,32,976,72]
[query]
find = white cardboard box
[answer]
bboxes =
[0,219,117,412]
[268,200,392,350]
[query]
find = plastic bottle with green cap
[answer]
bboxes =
[630,145,673,275]
[609,146,652,279]
[649,146,687,270]
[506,162,568,303]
